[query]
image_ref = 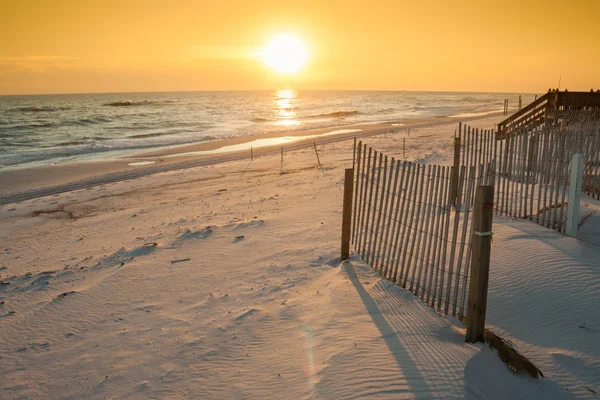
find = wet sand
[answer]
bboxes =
[0,113,501,201]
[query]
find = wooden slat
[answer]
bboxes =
[451,166,476,316]
[558,132,571,232]
[371,155,389,267]
[355,145,369,253]
[360,148,375,259]
[414,165,436,294]
[501,135,511,215]
[351,141,362,244]
[376,157,397,274]
[496,135,503,214]
[393,162,417,284]
[421,165,443,300]
[404,164,427,289]
[399,164,423,287]
[367,152,384,265]
[440,166,465,312]
[384,161,407,280]
[432,166,454,307]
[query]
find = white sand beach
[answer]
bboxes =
[1,115,598,399]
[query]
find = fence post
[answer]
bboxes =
[566,154,584,237]
[251,146,253,161]
[341,168,355,260]
[466,185,494,343]
[451,137,461,206]
[280,146,284,174]
[314,142,323,170]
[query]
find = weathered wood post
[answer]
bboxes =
[466,185,494,343]
[341,168,355,260]
[251,146,253,161]
[451,137,461,206]
[280,146,283,174]
[403,137,406,159]
[527,135,536,173]
[566,154,584,237]
[314,142,323,171]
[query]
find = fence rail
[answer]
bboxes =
[351,142,490,319]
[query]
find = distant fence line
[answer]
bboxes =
[350,142,493,320]
[491,109,600,233]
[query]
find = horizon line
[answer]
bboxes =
[0,88,546,97]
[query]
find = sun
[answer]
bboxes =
[260,33,308,75]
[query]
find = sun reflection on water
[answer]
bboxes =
[275,89,299,126]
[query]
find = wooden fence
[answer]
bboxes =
[351,142,492,320]
[343,142,544,372]
[492,110,600,233]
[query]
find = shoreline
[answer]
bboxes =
[0,112,502,203]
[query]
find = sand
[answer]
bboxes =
[1,114,598,399]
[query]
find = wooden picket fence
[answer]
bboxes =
[351,142,493,320]
[492,109,600,233]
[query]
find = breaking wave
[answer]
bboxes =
[303,110,360,119]
[104,100,152,107]
[11,106,71,112]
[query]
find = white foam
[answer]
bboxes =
[162,129,363,158]
[128,161,156,166]
[449,110,502,118]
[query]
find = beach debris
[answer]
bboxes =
[56,291,77,300]
[218,189,227,192]
[171,258,191,264]
[233,235,245,243]
[32,206,75,219]
[584,386,597,394]
[484,329,544,378]
[143,242,158,248]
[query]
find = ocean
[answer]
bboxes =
[0,90,534,169]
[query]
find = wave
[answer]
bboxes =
[376,108,399,114]
[0,116,113,131]
[71,116,113,125]
[104,100,152,107]
[103,99,178,107]
[0,133,218,166]
[52,140,96,147]
[127,131,181,139]
[11,106,70,112]
[304,110,359,119]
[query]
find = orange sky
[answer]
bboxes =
[1,0,599,94]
